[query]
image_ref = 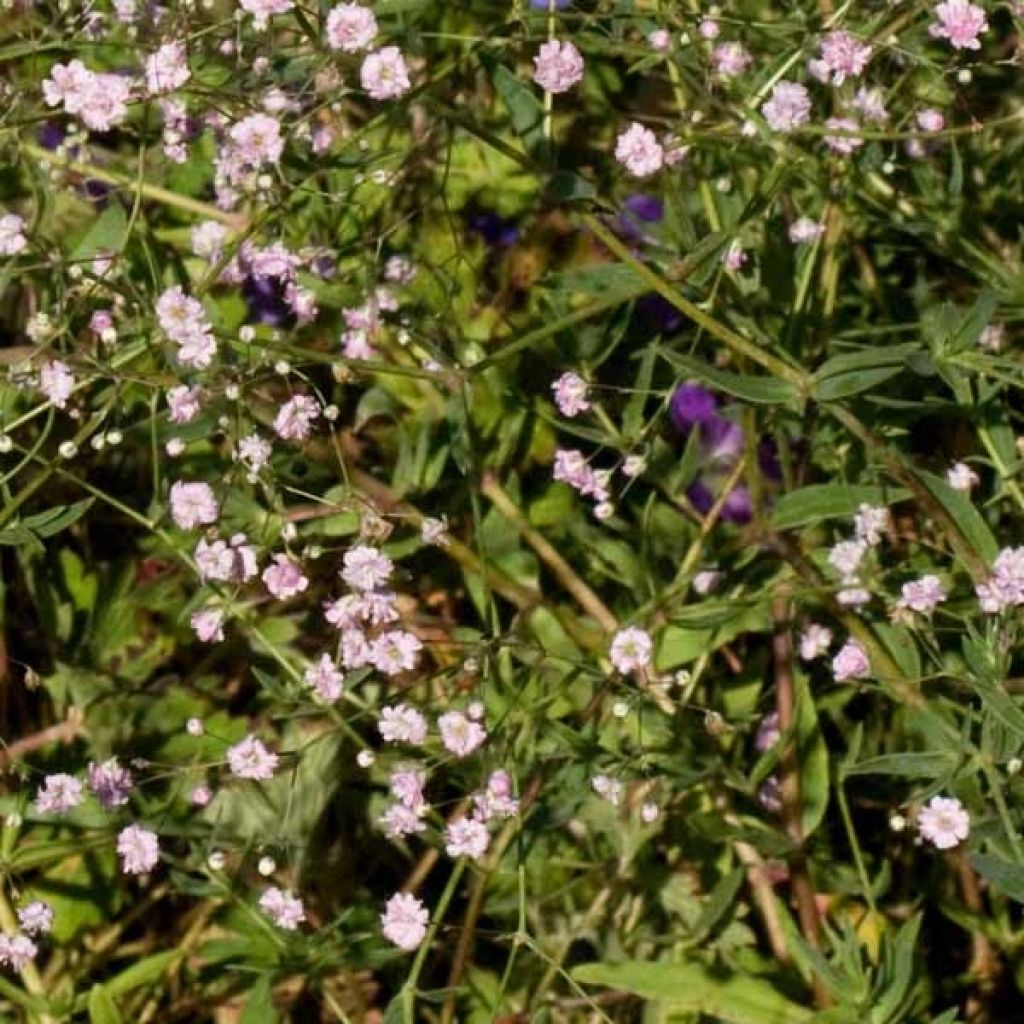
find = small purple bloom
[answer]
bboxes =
[638,294,684,334]
[624,194,664,223]
[243,275,293,327]
[702,415,745,463]
[468,211,519,248]
[670,383,719,432]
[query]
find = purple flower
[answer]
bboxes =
[686,480,752,524]
[243,275,293,327]
[702,415,745,463]
[624,194,664,223]
[670,383,719,432]
[637,294,684,334]
[468,211,519,248]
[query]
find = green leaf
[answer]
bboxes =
[71,204,128,260]
[240,976,279,1024]
[491,65,544,152]
[571,961,812,1024]
[970,854,1024,903]
[88,984,125,1024]
[813,345,919,401]
[690,868,744,942]
[21,498,95,538]
[843,752,957,780]
[967,676,1024,741]
[795,672,829,837]
[105,950,179,998]
[915,470,998,564]
[659,351,801,407]
[771,484,910,530]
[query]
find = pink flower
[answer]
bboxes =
[918,795,969,849]
[711,42,751,78]
[341,545,393,591]
[326,3,378,52]
[438,711,487,757]
[35,774,84,815]
[145,41,190,94]
[390,767,427,811]
[789,217,824,244]
[259,887,306,929]
[551,371,590,416]
[360,47,411,100]
[917,108,946,133]
[0,213,27,256]
[167,385,202,424]
[929,0,987,49]
[947,461,979,492]
[698,18,720,39]
[762,81,811,133]
[304,653,345,701]
[274,394,320,441]
[824,117,863,156]
[117,824,160,874]
[648,29,671,51]
[756,712,781,752]
[831,638,870,681]
[229,114,284,165]
[532,39,584,94]
[898,575,946,614]
[609,626,652,673]
[444,817,490,860]
[378,704,428,745]
[170,481,219,530]
[851,87,889,125]
[381,892,428,950]
[191,607,225,643]
[380,802,427,837]
[239,0,294,29]
[723,241,747,271]
[369,630,423,675]
[262,553,309,600]
[473,770,519,821]
[0,934,38,970]
[87,758,134,809]
[614,122,664,178]
[39,360,75,409]
[818,31,872,84]
[17,902,52,936]
[798,623,832,661]
[227,735,278,780]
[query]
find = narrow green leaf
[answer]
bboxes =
[88,984,124,1024]
[915,470,998,565]
[660,351,801,407]
[770,484,910,530]
[105,950,179,998]
[969,854,1024,904]
[491,65,544,152]
[843,752,956,779]
[690,868,744,942]
[795,672,829,837]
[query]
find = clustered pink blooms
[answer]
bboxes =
[169,481,219,530]
[532,39,585,94]
[227,735,279,780]
[0,933,38,971]
[917,795,970,849]
[88,758,134,809]
[35,773,84,815]
[761,81,812,133]
[259,887,306,929]
[832,638,870,681]
[326,2,378,51]
[38,360,75,409]
[976,547,1024,612]
[711,41,752,78]
[553,449,613,518]
[929,0,988,49]
[156,286,217,368]
[196,535,259,584]
[614,122,664,178]
[551,371,590,417]
[360,46,411,100]
[116,824,160,874]
[17,902,53,937]
[42,60,132,131]
[381,892,429,950]
[0,213,27,256]
[898,575,947,614]
[813,30,872,85]
[144,42,190,95]
[609,626,653,674]
[262,553,309,600]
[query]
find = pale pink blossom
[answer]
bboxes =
[170,481,219,530]
[648,29,671,51]
[227,735,278,780]
[917,108,946,133]
[532,39,584,94]
[818,31,872,84]
[437,711,487,757]
[239,0,294,29]
[381,892,428,950]
[711,42,751,78]
[609,626,652,673]
[551,372,590,417]
[929,0,987,49]
[326,3,378,52]
[444,817,490,859]
[262,553,309,600]
[614,122,664,178]
[360,47,411,100]
[854,504,890,545]
[473,770,519,821]
[35,774,84,815]
[0,213,27,256]
[167,385,202,424]
[39,360,75,409]
[824,117,863,155]
[379,704,428,745]
[947,461,979,492]
[229,114,284,165]
[369,630,423,675]
[799,623,833,661]
[761,81,811,133]
[145,42,190,94]
[259,887,305,929]
[592,773,623,806]
[117,824,160,874]
[918,795,969,849]
[274,394,320,441]
[898,575,946,614]
[341,545,393,591]
[850,87,889,125]
[17,902,53,936]
[87,758,134,808]
[789,217,824,244]
[304,653,345,701]
[191,607,225,643]
[0,934,38,970]
[832,639,870,681]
